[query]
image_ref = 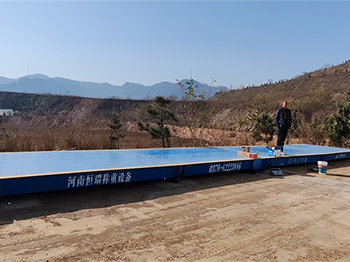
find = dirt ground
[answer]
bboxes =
[2,159,350,262]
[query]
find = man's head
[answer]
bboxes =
[282,100,288,109]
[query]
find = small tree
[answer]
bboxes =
[236,107,275,145]
[0,116,18,152]
[177,78,211,147]
[138,96,178,148]
[253,112,275,144]
[290,114,327,145]
[177,78,205,101]
[0,115,4,151]
[108,114,125,149]
[324,99,350,146]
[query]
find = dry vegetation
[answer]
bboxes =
[212,60,350,114]
[1,60,350,152]
[0,120,247,151]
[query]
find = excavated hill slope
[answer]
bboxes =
[1,60,349,130]
[211,60,350,120]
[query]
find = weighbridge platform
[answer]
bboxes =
[1,144,350,197]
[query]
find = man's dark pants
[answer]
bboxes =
[277,127,288,152]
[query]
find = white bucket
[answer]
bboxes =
[317,161,328,174]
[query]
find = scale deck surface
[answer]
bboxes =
[1,144,350,197]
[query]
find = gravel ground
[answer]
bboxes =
[1,159,350,262]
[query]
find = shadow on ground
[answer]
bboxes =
[0,168,284,226]
[2,158,350,226]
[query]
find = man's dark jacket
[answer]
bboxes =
[275,108,292,129]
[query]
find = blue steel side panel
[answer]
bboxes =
[252,159,262,170]
[269,155,320,167]
[266,152,350,168]
[184,159,253,176]
[322,152,350,161]
[0,166,178,197]
[2,144,350,197]
[282,145,350,156]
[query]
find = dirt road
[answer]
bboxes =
[1,159,350,261]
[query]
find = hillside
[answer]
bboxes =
[211,60,350,119]
[1,60,350,151]
[2,60,349,122]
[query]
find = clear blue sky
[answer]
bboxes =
[1,1,350,88]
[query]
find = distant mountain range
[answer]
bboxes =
[0,74,229,100]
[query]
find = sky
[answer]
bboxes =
[1,1,350,89]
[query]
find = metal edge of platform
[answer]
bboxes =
[0,157,255,180]
[0,158,255,197]
[266,151,350,168]
[1,146,350,197]
[0,165,176,197]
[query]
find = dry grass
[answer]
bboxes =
[1,120,305,152]
[1,61,350,152]
[0,122,195,151]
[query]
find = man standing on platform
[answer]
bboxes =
[275,100,292,152]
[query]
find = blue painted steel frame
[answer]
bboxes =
[262,148,350,170]
[0,166,179,197]
[184,159,253,176]
[1,144,350,197]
